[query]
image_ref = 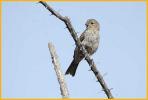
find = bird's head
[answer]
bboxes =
[85,19,100,30]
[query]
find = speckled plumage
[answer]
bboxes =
[65,19,100,76]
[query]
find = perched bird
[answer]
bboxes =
[65,19,100,76]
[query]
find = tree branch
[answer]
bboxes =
[48,42,69,98]
[39,1,113,99]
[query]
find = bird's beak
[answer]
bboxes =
[85,23,88,27]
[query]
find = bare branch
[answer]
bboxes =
[40,1,113,99]
[48,42,69,98]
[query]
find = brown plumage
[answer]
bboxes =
[65,19,100,76]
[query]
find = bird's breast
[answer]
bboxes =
[82,29,99,54]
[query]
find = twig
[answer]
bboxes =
[40,1,113,99]
[48,42,69,98]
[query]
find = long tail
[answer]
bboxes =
[65,60,79,77]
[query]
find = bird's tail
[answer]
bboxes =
[65,60,79,77]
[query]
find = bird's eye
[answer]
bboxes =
[91,22,94,24]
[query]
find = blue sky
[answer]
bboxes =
[2,2,146,98]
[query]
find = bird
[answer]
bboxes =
[65,19,100,77]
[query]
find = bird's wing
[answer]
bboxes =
[79,30,86,42]
[79,34,84,42]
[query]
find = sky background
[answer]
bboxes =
[2,2,146,98]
